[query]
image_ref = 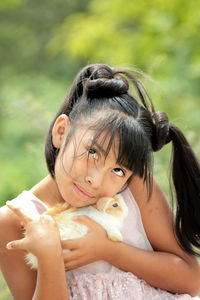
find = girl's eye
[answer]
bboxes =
[112,168,125,177]
[88,148,99,160]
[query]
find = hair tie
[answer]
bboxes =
[151,111,171,151]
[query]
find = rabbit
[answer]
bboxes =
[25,194,128,270]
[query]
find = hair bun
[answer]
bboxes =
[86,77,128,97]
[79,64,128,98]
[151,111,171,151]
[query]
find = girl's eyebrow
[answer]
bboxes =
[88,138,131,171]
[88,138,107,156]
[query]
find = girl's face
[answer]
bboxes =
[53,116,132,207]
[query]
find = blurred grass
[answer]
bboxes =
[0,274,12,300]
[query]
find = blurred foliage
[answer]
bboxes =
[0,0,24,11]
[0,275,12,300]
[48,0,200,193]
[0,0,90,202]
[0,0,199,202]
[0,0,200,298]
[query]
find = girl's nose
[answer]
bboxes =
[85,170,104,189]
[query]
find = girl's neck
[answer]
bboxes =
[30,175,65,208]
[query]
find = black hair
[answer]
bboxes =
[45,63,200,256]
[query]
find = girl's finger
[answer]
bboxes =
[6,201,35,224]
[20,221,25,228]
[64,258,82,271]
[6,238,27,250]
[61,239,80,250]
[63,249,80,263]
[72,215,102,231]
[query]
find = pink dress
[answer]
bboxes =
[10,190,199,300]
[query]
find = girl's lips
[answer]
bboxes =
[73,184,94,200]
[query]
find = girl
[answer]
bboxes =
[0,64,200,300]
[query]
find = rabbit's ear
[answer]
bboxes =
[114,195,128,219]
[113,195,122,202]
[96,197,113,212]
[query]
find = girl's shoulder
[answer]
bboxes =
[0,196,37,300]
[128,175,171,218]
[128,176,199,265]
[0,200,23,254]
[0,190,47,252]
[128,175,176,247]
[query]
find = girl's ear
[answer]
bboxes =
[52,114,70,149]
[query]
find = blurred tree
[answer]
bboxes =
[0,0,200,201]
[48,0,200,100]
[0,0,199,201]
[0,0,89,79]
[0,0,24,11]
[0,0,90,203]
[47,0,200,193]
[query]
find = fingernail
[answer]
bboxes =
[6,201,14,208]
[72,216,79,221]
[20,222,25,228]
[6,242,13,250]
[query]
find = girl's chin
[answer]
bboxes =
[60,193,93,208]
[69,198,95,208]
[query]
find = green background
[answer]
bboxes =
[0,0,199,298]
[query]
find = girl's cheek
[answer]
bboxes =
[101,177,123,196]
[110,172,126,184]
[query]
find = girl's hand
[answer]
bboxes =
[6,201,61,258]
[61,215,111,271]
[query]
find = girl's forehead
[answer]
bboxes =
[73,125,119,157]
[69,123,134,175]
[76,125,118,145]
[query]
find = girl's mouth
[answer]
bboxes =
[73,184,94,201]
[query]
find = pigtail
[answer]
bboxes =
[45,62,200,256]
[169,124,200,255]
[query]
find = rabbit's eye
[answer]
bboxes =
[112,203,118,207]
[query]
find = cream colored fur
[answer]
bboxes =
[25,194,128,269]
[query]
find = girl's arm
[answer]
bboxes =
[0,205,69,300]
[105,176,200,296]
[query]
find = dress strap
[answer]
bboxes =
[10,191,48,215]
